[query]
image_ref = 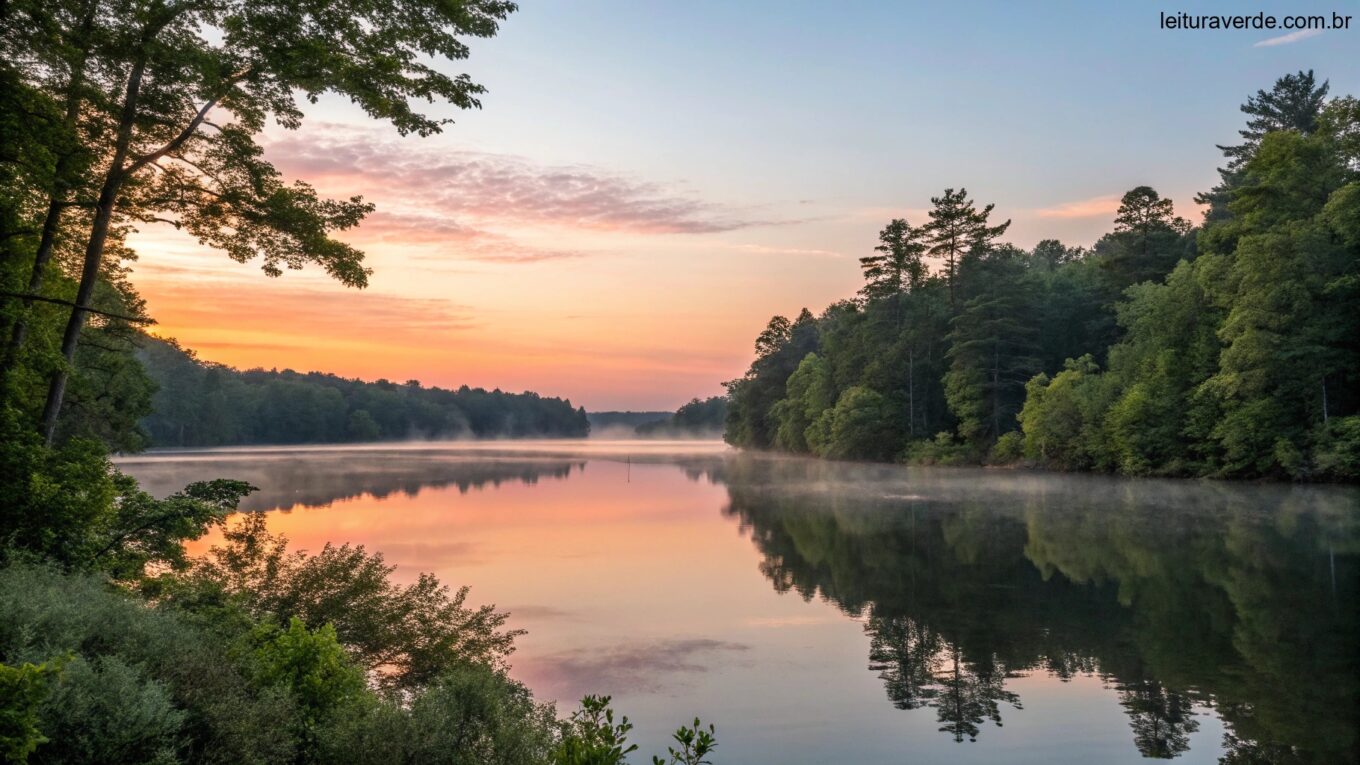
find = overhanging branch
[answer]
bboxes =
[0,290,156,324]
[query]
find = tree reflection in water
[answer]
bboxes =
[719,455,1359,762]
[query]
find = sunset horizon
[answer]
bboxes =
[117,1,1357,411]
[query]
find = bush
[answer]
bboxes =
[1019,356,1118,471]
[1313,416,1360,480]
[0,658,62,764]
[989,431,1025,464]
[165,513,521,693]
[0,562,297,764]
[903,432,971,466]
[0,409,252,580]
[37,655,185,765]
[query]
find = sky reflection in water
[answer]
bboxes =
[119,441,1360,765]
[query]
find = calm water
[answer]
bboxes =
[118,441,1360,764]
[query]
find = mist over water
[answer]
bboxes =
[118,441,1360,765]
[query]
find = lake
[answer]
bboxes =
[118,440,1360,764]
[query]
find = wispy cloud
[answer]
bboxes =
[1254,29,1322,47]
[726,243,845,258]
[262,126,781,259]
[516,638,750,700]
[1033,194,1121,219]
[362,212,590,264]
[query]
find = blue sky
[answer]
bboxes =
[135,1,1360,409]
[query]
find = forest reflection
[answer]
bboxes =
[717,457,1359,762]
[119,447,1358,761]
[122,449,589,511]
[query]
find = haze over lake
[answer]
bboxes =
[119,441,1359,765]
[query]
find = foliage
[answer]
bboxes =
[36,655,187,765]
[0,658,63,764]
[552,696,638,765]
[163,513,521,693]
[318,662,558,765]
[0,562,299,764]
[650,720,717,765]
[248,617,368,749]
[1,559,720,765]
[552,696,718,765]
[0,408,252,578]
[725,70,1358,481]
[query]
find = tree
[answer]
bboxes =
[1095,186,1192,291]
[771,352,834,453]
[924,188,1010,307]
[1198,113,1359,477]
[3,0,516,443]
[1197,70,1330,221]
[823,385,899,460]
[859,218,927,300]
[725,309,819,449]
[943,248,1040,448]
[251,617,368,752]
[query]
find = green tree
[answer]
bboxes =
[1197,70,1330,222]
[1095,186,1193,291]
[823,386,898,460]
[251,617,367,752]
[943,248,1039,448]
[1198,114,1359,477]
[859,218,927,300]
[772,352,834,453]
[3,0,515,443]
[923,188,1010,307]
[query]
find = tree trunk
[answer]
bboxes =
[991,343,1000,440]
[1321,375,1329,425]
[39,56,145,444]
[0,0,99,382]
[908,345,915,439]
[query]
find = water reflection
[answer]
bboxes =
[121,441,724,511]
[718,457,1359,762]
[118,445,1359,763]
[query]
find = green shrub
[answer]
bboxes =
[36,656,185,765]
[903,432,971,466]
[0,658,63,764]
[1314,416,1360,480]
[0,563,297,765]
[989,431,1025,464]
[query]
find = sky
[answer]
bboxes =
[128,0,1359,410]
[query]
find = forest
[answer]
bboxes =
[724,70,1360,481]
[0,0,711,762]
[633,397,727,438]
[139,338,590,447]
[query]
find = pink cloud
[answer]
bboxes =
[263,126,779,241]
[1033,195,1122,219]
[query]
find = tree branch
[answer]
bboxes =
[0,291,156,323]
[125,66,255,174]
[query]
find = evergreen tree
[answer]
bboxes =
[923,188,1010,307]
[1196,70,1331,222]
[859,218,927,300]
[943,247,1040,448]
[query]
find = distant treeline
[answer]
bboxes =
[586,410,672,431]
[725,71,1359,480]
[635,396,727,437]
[139,338,590,446]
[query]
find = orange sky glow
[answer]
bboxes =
[128,121,1206,410]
